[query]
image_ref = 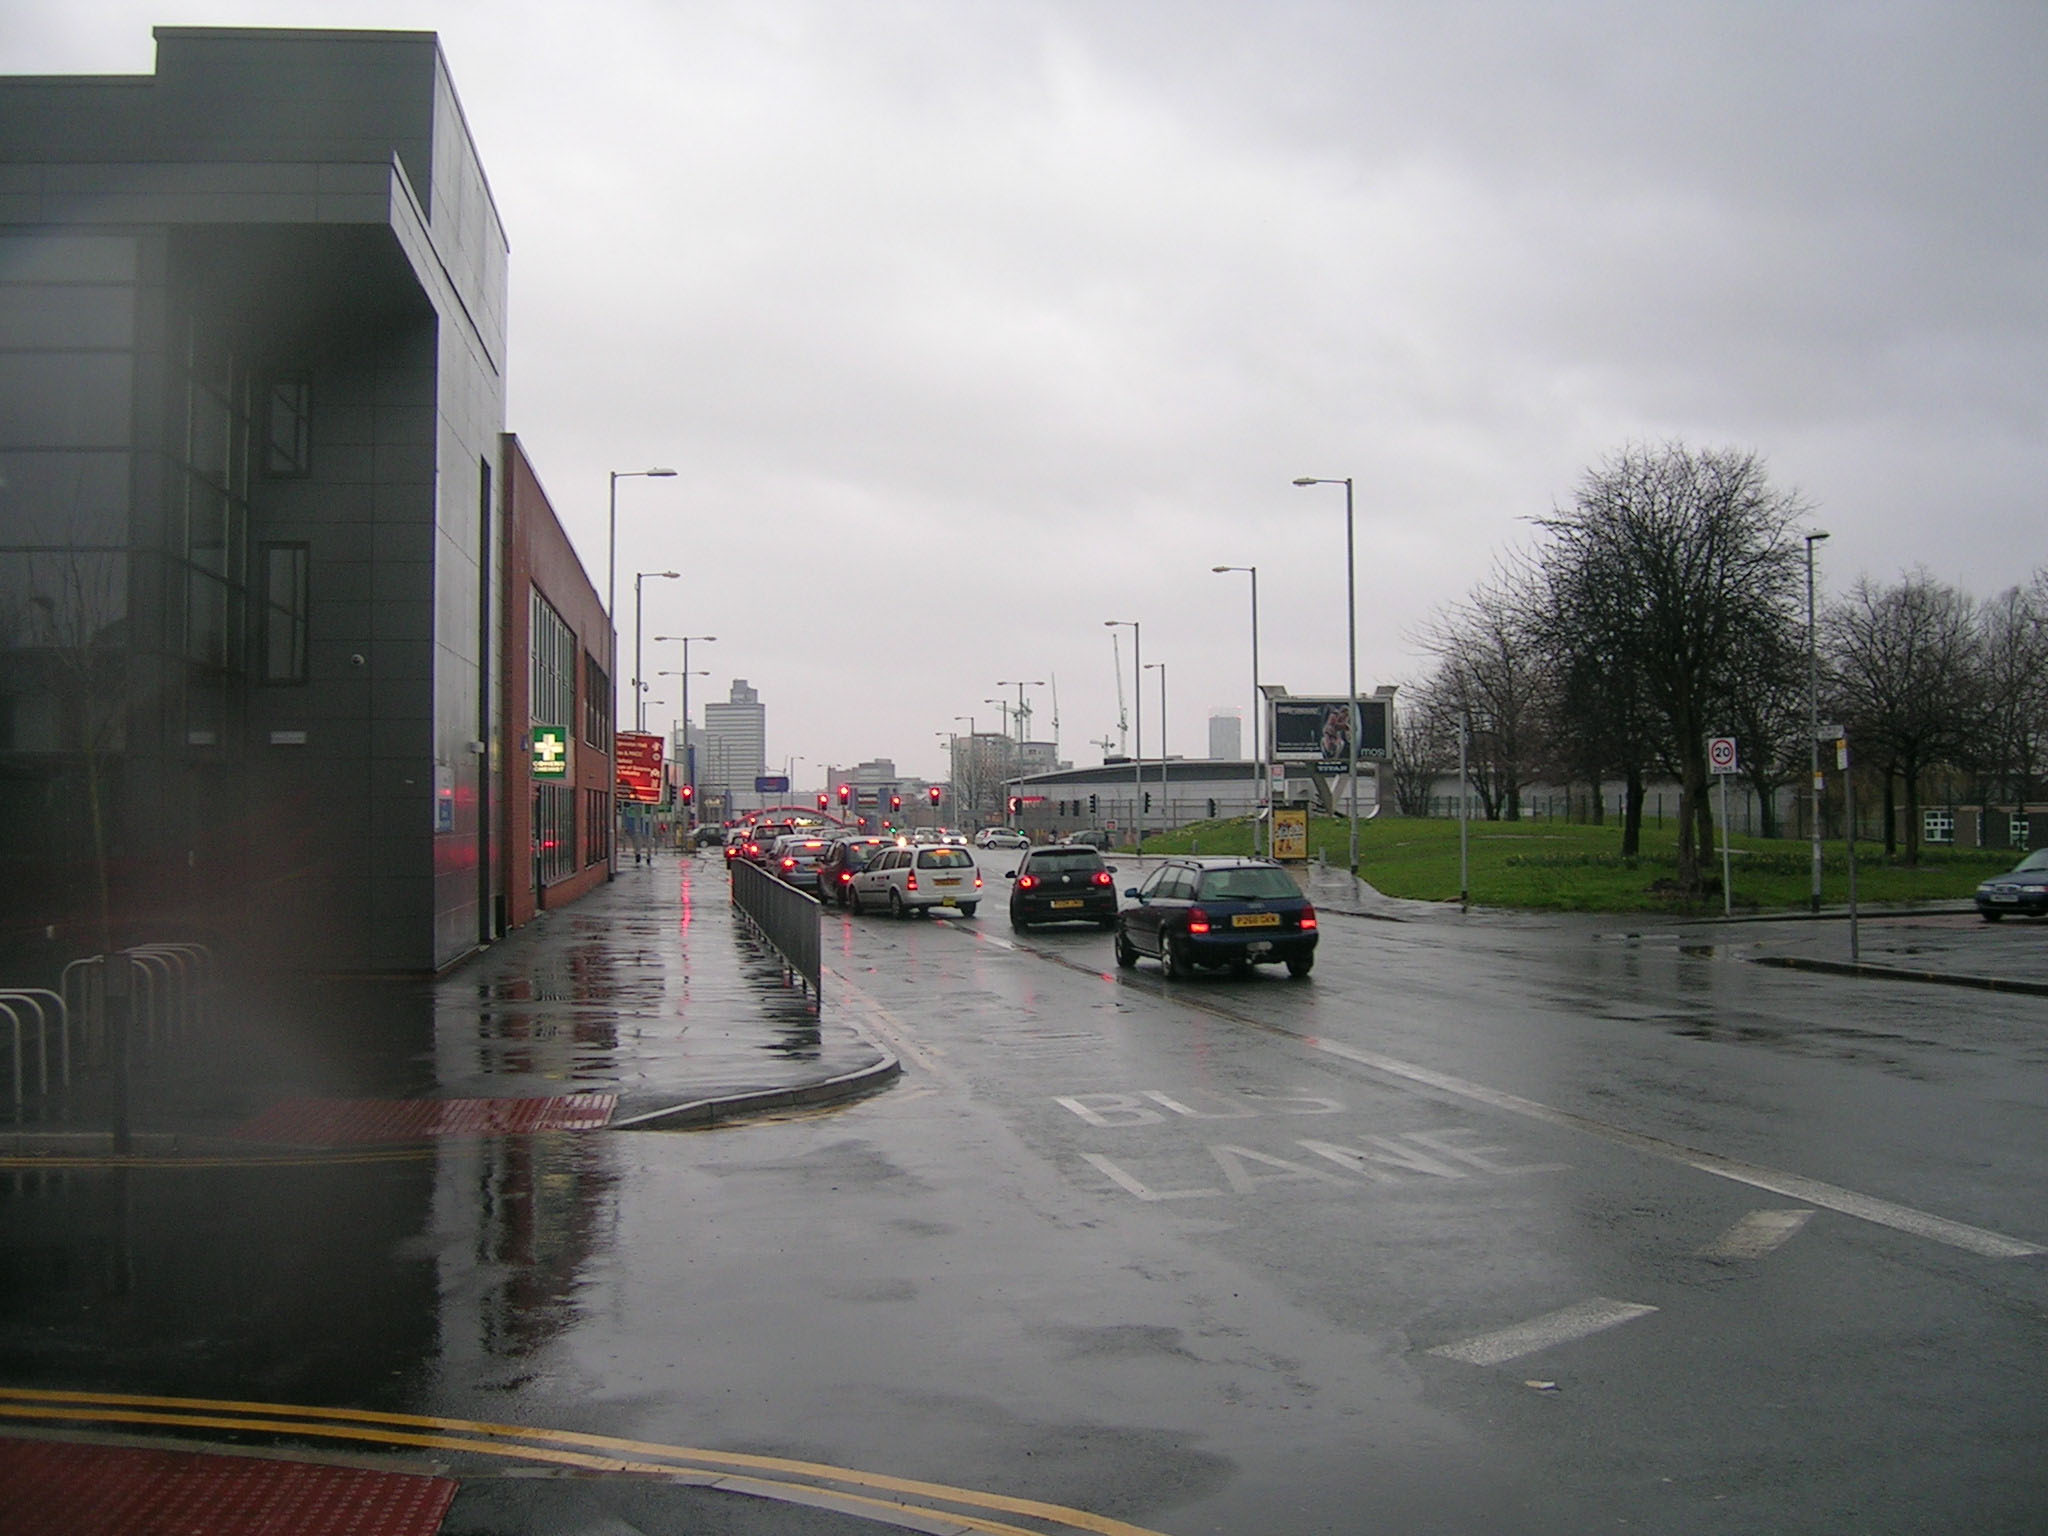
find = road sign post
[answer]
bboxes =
[1708,738,1739,917]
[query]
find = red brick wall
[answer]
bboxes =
[502,435,614,927]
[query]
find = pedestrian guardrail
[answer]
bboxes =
[728,859,822,1006]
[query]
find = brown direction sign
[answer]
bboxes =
[614,731,665,804]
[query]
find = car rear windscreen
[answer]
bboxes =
[1027,850,1104,872]
[1196,868,1301,900]
[918,848,976,868]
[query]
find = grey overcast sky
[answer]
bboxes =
[6,2,2044,787]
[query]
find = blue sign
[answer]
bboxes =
[755,774,790,794]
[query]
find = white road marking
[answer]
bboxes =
[1430,1297,1660,1367]
[1079,1152,1223,1202]
[1304,1036,2044,1261]
[1703,1208,1815,1260]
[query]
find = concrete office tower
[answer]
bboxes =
[1208,711,1242,760]
[702,679,766,797]
[0,28,510,972]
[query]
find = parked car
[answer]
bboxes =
[974,827,1028,850]
[1006,844,1118,929]
[1115,856,1317,978]
[1974,846,2048,920]
[1066,828,1113,849]
[850,843,983,917]
[770,834,834,894]
[817,836,894,908]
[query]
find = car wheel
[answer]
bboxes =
[959,902,978,917]
[1980,910,2002,922]
[1286,954,1315,979]
[889,889,908,919]
[1114,928,1138,970]
[848,884,864,914]
[1097,917,1117,932]
[1010,909,1032,931]
[1161,931,1193,979]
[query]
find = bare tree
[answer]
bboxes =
[1971,575,2048,809]
[1384,685,1456,817]
[1536,443,1808,895]
[1419,570,1544,821]
[1825,571,1983,863]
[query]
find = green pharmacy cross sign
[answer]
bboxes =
[531,726,570,777]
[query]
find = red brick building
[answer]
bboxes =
[501,436,613,926]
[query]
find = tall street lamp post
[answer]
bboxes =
[656,634,716,822]
[1292,477,1359,877]
[1104,620,1142,854]
[1806,530,1830,914]
[1144,661,1167,832]
[632,571,679,730]
[953,716,976,825]
[606,468,675,878]
[1212,565,1262,855]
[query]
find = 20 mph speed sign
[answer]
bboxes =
[1708,737,1740,775]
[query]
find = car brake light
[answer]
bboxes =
[1300,907,1318,930]
[1017,874,1038,890]
[781,858,796,871]
[1092,870,1112,886]
[1186,906,1211,935]
[906,871,918,891]
[974,872,983,889]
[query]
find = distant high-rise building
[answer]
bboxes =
[703,679,766,794]
[1208,711,1242,760]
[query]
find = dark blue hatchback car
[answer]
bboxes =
[1115,857,1317,978]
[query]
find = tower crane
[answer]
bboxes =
[1110,632,1129,755]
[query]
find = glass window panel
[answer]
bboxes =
[261,543,309,684]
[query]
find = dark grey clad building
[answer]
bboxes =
[0,29,511,973]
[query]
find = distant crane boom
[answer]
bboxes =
[1110,633,1128,755]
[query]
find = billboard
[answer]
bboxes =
[615,731,665,804]
[1269,697,1389,765]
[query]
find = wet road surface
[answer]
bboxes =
[3,849,2045,1532]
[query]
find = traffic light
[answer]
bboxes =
[1008,797,1022,816]
[928,786,942,806]
[890,794,902,811]
[837,784,851,808]
[680,784,694,804]
[816,793,829,811]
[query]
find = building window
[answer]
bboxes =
[529,589,573,730]
[262,374,312,477]
[1923,810,1955,845]
[583,651,611,746]
[584,786,612,866]
[259,543,309,683]
[536,783,576,883]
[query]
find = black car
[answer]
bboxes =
[1974,847,2048,920]
[1115,856,1317,978]
[1006,845,1119,929]
[816,836,894,908]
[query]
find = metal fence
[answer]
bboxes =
[728,858,822,1006]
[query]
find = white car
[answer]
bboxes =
[973,828,1028,849]
[849,843,983,917]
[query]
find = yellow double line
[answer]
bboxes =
[0,1388,1173,1536]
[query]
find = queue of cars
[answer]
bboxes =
[719,817,1320,980]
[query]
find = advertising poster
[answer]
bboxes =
[1272,807,1309,861]
[1269,697,1389,766]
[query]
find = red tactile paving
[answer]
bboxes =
[228,1092,618,1144]
[0,1438,456,1536]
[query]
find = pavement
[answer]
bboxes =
[1,847,898,1157]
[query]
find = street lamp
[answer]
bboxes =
[1104,620,1142,854]
[655,634,716,820]
[632,571,679,730]
[997,679,1047,742]
[1144,661,1167,833]
[1806,530,1831,914]
[953,716,976,824]
[606,467,676,711]
[1212,566,1262,854]
[1292,477,1359,877]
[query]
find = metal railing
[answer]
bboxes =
[728,858,822,1005]
[3,943,214,1118]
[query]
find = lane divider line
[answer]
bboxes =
[1429,1297,1659,1367]
[1702,1208,1815,1260]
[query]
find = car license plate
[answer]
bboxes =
[1993,892,2019,903]
[1051,899,1083,909]
[935,878,962,886]
[1232,912,1281,928]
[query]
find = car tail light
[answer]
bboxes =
[1017,874,1038,890]
[781,858,796,872]
[837,872,852,885]
[1186,906,1212,935]
[905,870,919,891]
[1091,870,1112,887]
[1299,907,1318,931]
[974,872,983,889]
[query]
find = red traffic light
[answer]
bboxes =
[837,784,851,805]
[816,793,828,811]
[890,794,902,811]
[680,784,694,803]
[927,786,942,805]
